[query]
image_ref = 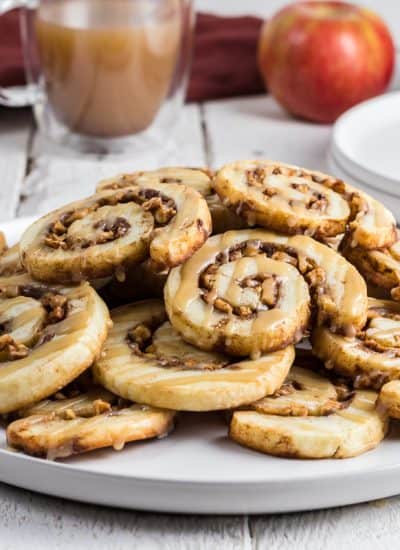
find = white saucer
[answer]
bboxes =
[331,92,400,198]
[2,217,400,514]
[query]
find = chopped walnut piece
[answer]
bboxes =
[291,182,310,193]
[263,187,278,197]
[261,276,279,307]
[234,305,254,318]
[271,251,297,266]
[0,334,29,359]
[128,324,152,348]
[306,267,326,288]
[41,293,68,323]
[308,193,328,211]
[214,298,233,314]
[142,196,176,225]
[44,234,67,250]
[200,264,218,290]
[92,399,112,416]
[246,167,266,187]
[273,382,296,397]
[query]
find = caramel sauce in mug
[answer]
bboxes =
[35,0,181,137]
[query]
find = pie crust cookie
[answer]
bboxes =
[97,166,244,234]
[312,298,400,389]
[230,364,387,459]
[164,229,368,357]
[93,300,295,411]
[0,277,110,413]
[7,386,175,459]
[379,380,400,419]
[20,183,211,283]
[214,160,396,249]
[341,231,400,301]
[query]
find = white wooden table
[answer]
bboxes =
[1,1,400,548]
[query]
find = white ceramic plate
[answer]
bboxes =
[331,92,400,198]
[2,217,400,515]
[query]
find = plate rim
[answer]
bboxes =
[332,90,400,194]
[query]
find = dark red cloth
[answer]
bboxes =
[0,9,25,88]
[187,13,265,102]
[0,10,266,101]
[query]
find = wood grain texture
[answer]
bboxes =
[0,484,250,550]
[0,108,32,223]
[203,95,332,171]
[251,498,399,550]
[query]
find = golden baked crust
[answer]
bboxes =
[214,160,396,248]
[0,244,24,276]
[7,387,175,459]
[379,380,400,419]
[93,300,294,411]
[97,166,244,234]
[312,298,400,389]
[164,229,367,357]
[341,231,400,300]
[20,184,211,283]
[0,276,110,413]
[230,363,387,459]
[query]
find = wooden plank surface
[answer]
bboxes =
[0,108,32,223]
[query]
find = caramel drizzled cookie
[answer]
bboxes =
[313,298,400,389]
[230,363,387,459]
[379,381,400,419]
[214,160,395,249]
[0,244,24,276]
[341,231,400,301]
[97,166,244,234]
[93,300,294,411]
[7,386,175,459]
[0,276,110,413]
[20,183,211,283]
[164,230,367,357]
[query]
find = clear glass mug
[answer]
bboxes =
[0,0,194,153]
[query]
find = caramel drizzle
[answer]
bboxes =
[44,188,177,250]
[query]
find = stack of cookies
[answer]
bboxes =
[2,161,399,460]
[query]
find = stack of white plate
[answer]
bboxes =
[329,91,400,219]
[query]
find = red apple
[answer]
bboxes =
[258,1,395,123]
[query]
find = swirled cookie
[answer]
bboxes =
[0,244,24,276]
[0,276,110,413]
[230,365,387,458]
[20,184,211,283]
[379,381,400,419]
[313,298,400,389]
[341,232,400,301]
[97,166,244,234]
[214,160,395,248]
[93,300,294,411]
[164,230,367,357]
[7,387,175,459]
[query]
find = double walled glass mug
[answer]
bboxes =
[0,0,193,153]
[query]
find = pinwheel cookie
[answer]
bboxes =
[165,229,367,357]
[230,363,387,458]
[341,231,400,301]
[7,386,175,459]
[93,300,294,411]
[0,244,24,276]
[214,160,395,249]
[97,166,244,234]
[20,183,211,283]
[379,381,400,419]
[0,276,110,413]
[313,298,400,389]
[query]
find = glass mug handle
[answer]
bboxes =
[0,0,38,106]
